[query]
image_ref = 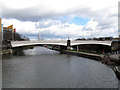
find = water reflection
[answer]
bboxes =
[23,47,60,56]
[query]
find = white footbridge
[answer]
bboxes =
[11,40,112,48]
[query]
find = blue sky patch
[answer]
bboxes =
[59,16,90,25]
[70,17,90,25]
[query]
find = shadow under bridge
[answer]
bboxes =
[72,44,111,54]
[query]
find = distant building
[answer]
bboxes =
[0,18,2,41]
[3,25,14,41]
[0,18,15,41]
[0,18,28,41]
[0,18,29,41]
[112,38,120,41]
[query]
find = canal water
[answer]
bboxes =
[2,47,118,88]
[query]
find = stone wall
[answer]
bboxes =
[111,41,120,51]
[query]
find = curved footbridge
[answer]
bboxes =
[11,40,112,53]
[11,40,112,47]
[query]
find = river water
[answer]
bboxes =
[2,47,118,88]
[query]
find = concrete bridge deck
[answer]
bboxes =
[11,40,112,48]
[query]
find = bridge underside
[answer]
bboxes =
[72,44,111,53]
[12,44,67,54]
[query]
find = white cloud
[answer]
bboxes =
[1,0,118,11]
[2,18,39,34]
[1,0,119,40]
[85,19,98,30]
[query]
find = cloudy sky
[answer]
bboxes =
[0,0,119,40]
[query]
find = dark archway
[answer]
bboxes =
[72,44,111,54]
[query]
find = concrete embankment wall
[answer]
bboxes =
[60,50,120,65]
[109,56,120,65]
[1,40,34,55]
[61,50,102,61]
[112,41,120,51]
[1,41,12,55]
[2,49,13,55]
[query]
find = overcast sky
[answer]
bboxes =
[0,0,119,40]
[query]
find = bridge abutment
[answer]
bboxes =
[111,41,120,51]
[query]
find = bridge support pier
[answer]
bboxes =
[60,46,67,51]
[67,40,71,50]
[77,45,79,52]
